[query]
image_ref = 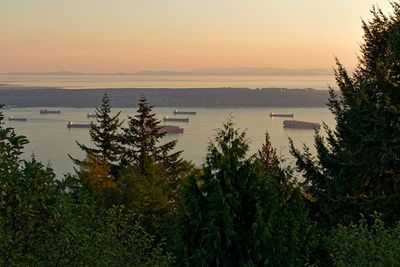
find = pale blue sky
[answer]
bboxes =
[0,0,393,72]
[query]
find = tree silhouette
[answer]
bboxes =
[291,3,400,227]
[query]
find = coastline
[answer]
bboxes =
[0,86,330,108]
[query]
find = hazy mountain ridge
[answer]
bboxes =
[2,67,332,76]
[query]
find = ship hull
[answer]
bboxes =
[173,110,196,115]
[283,120,320,130]
[67,122,91,129]
[163,116,189,123]
[8,117,27,122]
[40,109,61,114]
[87,113,98,118]
[269,113,294,118]
[160,125,184,134]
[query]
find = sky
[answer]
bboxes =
[0,0,394,73]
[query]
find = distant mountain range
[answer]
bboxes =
[2,67,332,76]
[136,67,332,76]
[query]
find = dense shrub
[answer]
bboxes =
[327,214,400,267]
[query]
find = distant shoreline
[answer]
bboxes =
[0,67,333,77]
[0,87,330,108]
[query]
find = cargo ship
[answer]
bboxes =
[40,109,61,114]
[173,110,196,115]
[283,120,320,130]
[87,113,98,118]
[163,116,189,123]
[67,122,91,129]
[269,113,294,118]
[160,125,184,134]
[8,116,27,122]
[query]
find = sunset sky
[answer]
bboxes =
[0,0,393,72]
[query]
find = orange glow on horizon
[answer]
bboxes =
[0,0,393,73]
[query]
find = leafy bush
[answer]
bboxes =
[327,214,400,267]
[0,112,172,266]
[175,121,315,266]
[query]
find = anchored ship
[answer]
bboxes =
[160,125,184,134]
[8,116,27,122]
[67,122,91,129]
[87,113,98,118]
[40,109,61,114]
[173,110,196,115]
[283,120,320,130]
[269,113,294,118]
[163,116,189,123]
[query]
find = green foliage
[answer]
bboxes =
[72,93,123,177]
[85,93,123,163]
[175,121,314,266]
[115,96,191,239]
[0,114,29,175]
[117,163,172,237]
[120,96,182,175]
[0,159,62,266]
[71,96,192,244]
[75,154,120,208]
[257,133,318,266]
[104,206,172,267]
[0,114,172,266]
[290,3,400,227]
[327,214,400,267]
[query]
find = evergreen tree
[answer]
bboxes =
[258,133,318,266]
[74,93,122,165]
[176,121,313,266]
[117,163,172,237]
[120,96,182,175]
[71,93,122,181]
[117,96,187,238]
[290,3,400,227]
[0,112,172,266]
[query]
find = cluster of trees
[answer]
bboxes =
[0,110,171,266]
[1,2,400,266]
[70,95,190,240]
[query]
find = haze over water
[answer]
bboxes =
[0,73,335,89]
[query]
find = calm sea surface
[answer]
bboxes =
[2,107,335,178]
[1,74,337,177]
[0,74,335,89]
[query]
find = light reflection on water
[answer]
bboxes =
[0,74,335,90]
[2,107,335,178]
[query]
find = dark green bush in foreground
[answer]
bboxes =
[0,112,171,266]
[174,121,316,266]
[328,214,400,267]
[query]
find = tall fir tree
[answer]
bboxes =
[76,93,122,163]
[290,3,400,227]
[119,96,182,174]
[175,121,314,266]
[71,94,122,180]
[117,96,186,240]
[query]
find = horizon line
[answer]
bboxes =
[0,66,336,76]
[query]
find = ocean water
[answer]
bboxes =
[0,74,335,89]
[1,107,335,178]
